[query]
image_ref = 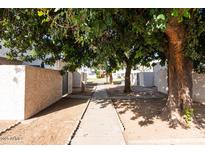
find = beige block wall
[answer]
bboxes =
[24,66,62,119]
[0,65,25,120]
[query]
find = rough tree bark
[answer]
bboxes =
[165,17,193,126]
[124,64,132,93]
[109,73,113,84]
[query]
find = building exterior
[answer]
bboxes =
[0,65,63,120]
[112,64,155,87]
[0,44,78,120]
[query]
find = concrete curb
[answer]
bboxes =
[110,99,125,132]
[0,121,21,136]
[68,95,91,99]
[109,96,166,100]
[109,99,127,145]
[106,85,127,145]
[65,86,97,145]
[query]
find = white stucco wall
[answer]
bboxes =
[157,69,168,94]
[153,64,168,94]
[192,73,205,103]
[0,65,25,120]
[131,73,138,86]
[153,64,205,103]
[81,72,87,84]
[139,72,144,86]
[0,65,63,120]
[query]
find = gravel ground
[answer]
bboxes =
[0,121,18,133]
[0,98,89,145]
[107,84,166,99]
[108,85,205,144]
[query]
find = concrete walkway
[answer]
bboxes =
[71,84,125,145]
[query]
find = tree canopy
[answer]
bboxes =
[1,8,205,125]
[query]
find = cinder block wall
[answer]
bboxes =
[24,66,62,119]
[0,65,62,120]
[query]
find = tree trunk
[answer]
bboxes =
[124,65,132,93]
[165,18,193,126]
[109,73,113,84]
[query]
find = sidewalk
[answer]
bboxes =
[71,84,125,145]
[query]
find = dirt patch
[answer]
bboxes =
[112,98,205,144]
[0,97,89,145]
[107,85,166,98]
[0,121,18,133]
[108,85,205,144]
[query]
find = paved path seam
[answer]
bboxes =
[66,86,97,145]
[70,84,126,145]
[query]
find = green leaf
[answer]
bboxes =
[183,10,191,18]
[106,16,112,26]
[171,9,179,17]
[157,14,165,20]
[16,15,20,20]
[37,11,44,17]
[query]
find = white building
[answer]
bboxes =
[112,64,155,87]
[153,62,205,103]
[79,66,96,79]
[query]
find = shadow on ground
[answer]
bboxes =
[30,83,96,119]
[32,97,88,119]
[107,85,205,129]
